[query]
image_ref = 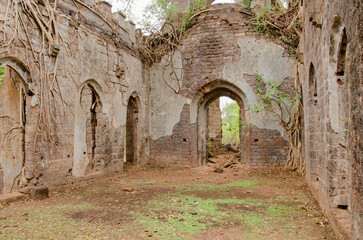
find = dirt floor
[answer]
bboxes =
[0,153,337,240]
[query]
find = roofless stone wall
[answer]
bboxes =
[0,1,361,239]
[149,4,294,167]
[300,0,362,238]
[0,0,149,194]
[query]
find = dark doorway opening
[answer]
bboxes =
[125,96,139,165]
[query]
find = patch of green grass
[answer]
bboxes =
[178,180,261,192]
[224,180,261,188]
[267,205,298,217]
[131,194,273,239]
[0,203,128,239]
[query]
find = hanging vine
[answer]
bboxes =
[249,67,304,173]
[0,0,114,150]
[248,0,302,54]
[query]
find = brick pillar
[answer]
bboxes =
[207,99,222,150]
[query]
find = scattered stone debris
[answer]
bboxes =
[225,144,239,153]
[213,167,224,173]
[121,187,135,192]
[208,158,217,164]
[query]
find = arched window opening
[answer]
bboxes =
[336,29,347,82]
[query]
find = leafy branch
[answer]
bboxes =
[0,66,4,87]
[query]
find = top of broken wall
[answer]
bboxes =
[171,0,273,11]
[60,0,139,50]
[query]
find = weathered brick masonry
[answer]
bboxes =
[149,4,293,167]
[207,98,222,149]
[300,0,362,238]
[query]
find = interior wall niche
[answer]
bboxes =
[307,62,320,181]
[125,95,139,165]
[0,66,26,194]
[206,98,222,151]
[336,29,347,81]
[309,63,318,105]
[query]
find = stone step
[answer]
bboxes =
[0,192,26,204]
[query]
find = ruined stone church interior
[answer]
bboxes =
[0,0,361,239]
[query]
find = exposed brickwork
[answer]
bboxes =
[207,99,222,149]
[247,126,288,167]
[300,0,362,238]
[180,6,250,99]
[150,5,291,168]
[150,104,194,166]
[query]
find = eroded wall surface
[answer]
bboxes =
[300,0,362,238]
[207,99,222,149]
[149,4,295,167]
[0,0,149,192]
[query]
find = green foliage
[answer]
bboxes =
[249,2,301,55]
[179,180,261,192]
[0,66,5,88]
[241,0,251,7]
[249,74,300,119]
[140,0,206,33]
[221,101,240,145]
[141,0,180,32]
[180,0,206,32]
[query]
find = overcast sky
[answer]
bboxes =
[107,0,235,22]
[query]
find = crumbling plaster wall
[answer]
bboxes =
[149,4,294,167]
[300,0,362,239]
[0,0,149,191]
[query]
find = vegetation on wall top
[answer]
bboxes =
[0,67,4,88]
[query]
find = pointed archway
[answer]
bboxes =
[194,80,249,166]
[0,65,27,194]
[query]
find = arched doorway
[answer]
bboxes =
[79,83,109,173]
[0,65,27,194]
[195,81,248,166]
[125,95,140,165]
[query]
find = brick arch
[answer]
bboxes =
[78,79,106,106]
[194,80,249,165]
[73,79,109,176]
